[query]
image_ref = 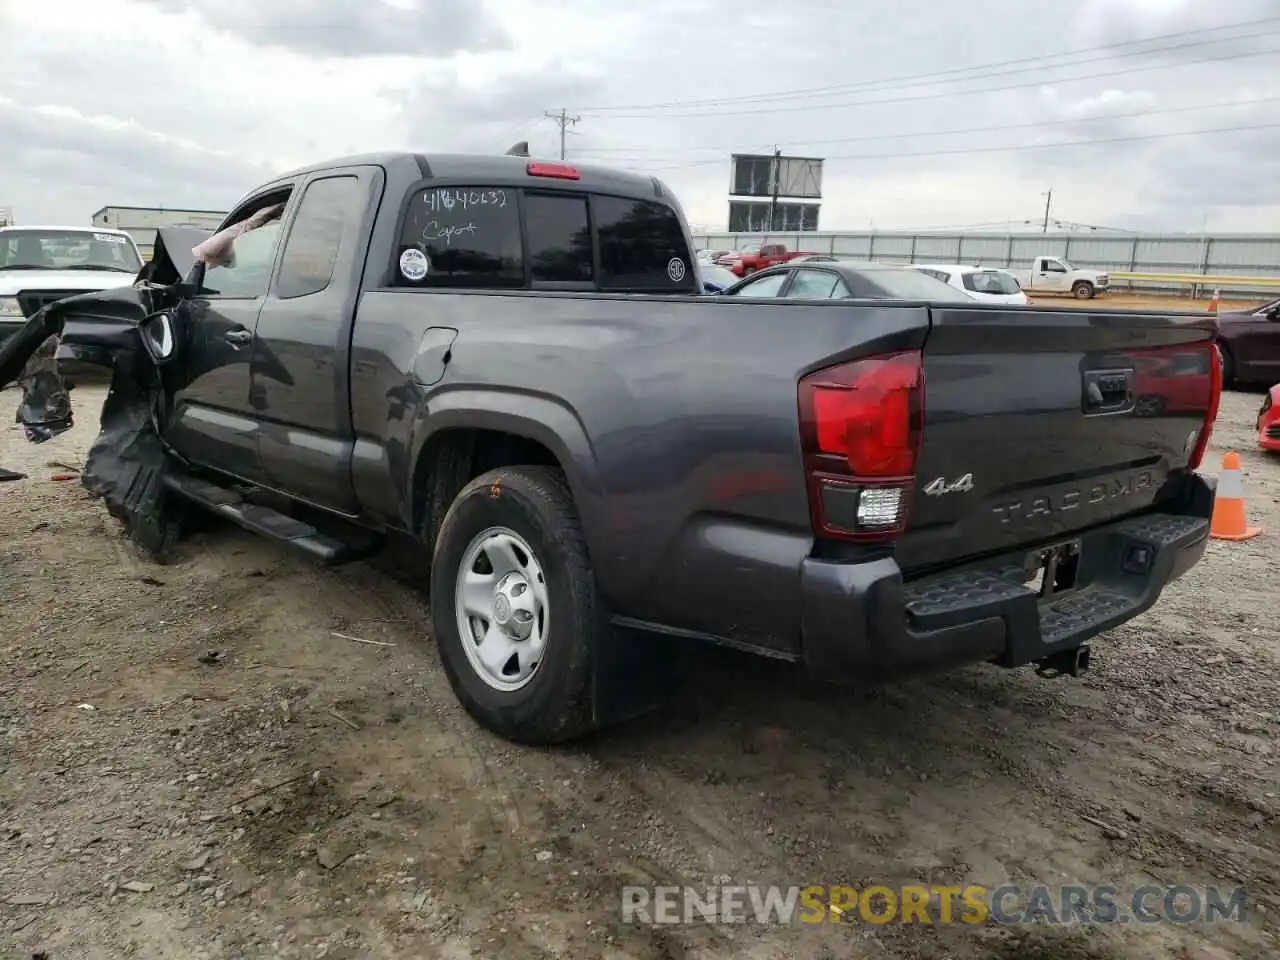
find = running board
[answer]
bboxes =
[162,473,377,565]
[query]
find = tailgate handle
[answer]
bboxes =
[1083,368,1134,414]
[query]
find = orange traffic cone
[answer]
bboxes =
[1210,451,1261,541]
[1208,289,1220,314]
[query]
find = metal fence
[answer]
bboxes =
[692,230,1280,297]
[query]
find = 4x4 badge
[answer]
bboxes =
[923,473,975,496]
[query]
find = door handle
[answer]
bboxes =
[224,329,252,346]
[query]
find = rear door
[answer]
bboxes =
[252,166,382,514]
[898,305,1218,573]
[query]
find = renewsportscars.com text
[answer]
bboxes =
[621,884,1248,926]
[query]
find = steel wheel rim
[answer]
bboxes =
[454,526,550,692]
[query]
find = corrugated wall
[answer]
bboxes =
[694,230,1280,295]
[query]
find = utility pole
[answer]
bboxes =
[767,146,782,233]
[544,109,581,160]
[1041,189,1053,233]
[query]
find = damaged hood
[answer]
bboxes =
[138,227,211,287]
[0,269,138,295]
[0,225,210,389]
[0,280,174,390]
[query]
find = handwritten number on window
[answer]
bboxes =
[422,189,508,213]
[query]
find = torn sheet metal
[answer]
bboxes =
[14,333,72,442]
[0,233,207,556]
[82,368,180,557]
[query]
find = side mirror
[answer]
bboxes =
[179,261,206,299]
[139,311,179,365]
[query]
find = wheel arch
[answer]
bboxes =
[408,390,602,554]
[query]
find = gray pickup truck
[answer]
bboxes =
[0,152,1222,745]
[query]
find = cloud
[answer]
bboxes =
[1,0,1278,234]
[134,0,512,58]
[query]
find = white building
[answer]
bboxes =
[91,205,227,260]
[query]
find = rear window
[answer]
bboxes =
[596,195,691,291]
[396,187,523,288]
[394,185,693,292]
[961,270,1021,295]
[524,193,592,284]
[859,268,974,302]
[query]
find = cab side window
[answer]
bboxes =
[275,176,363,299]
[200,194,292,298]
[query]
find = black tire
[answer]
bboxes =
[1072,281,1094,300]
[1219,343,1235,386]
[429,465,600,744]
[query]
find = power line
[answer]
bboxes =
[588,43,1280,120]
[569,94,1280,157]
[543,109,581,160]
[573,16,1280,114]
[621,121,1280,172]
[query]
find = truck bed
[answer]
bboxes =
[348,291,1218,658]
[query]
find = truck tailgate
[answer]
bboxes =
[897,306,1219,573]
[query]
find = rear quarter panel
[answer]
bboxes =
[349,291,929,654]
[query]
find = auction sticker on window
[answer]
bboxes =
[399,248,430,281]
[94,233,128,244]
[666,257,686,282]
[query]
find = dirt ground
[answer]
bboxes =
[1,375,1277,960]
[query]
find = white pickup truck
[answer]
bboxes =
[1011,255,1109,300]
[0,225,143,345]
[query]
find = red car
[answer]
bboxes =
[715,243,812,277]
[1257,384,1280,452]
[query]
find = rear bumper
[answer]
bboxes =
[800,473,1214,679]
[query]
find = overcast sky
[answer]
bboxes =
[1,0,1278,234]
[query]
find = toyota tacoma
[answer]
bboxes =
[0,152,1222,744]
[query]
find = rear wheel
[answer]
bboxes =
[1072,281,1095,300]
[429,465,600,744]
[1219,342,1236,386]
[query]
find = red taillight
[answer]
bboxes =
[798,350,924,542]
[1188,341,1223,470]
[527,161,581,180]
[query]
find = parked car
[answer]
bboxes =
[697,263,739,294]
[1215,296,1280,386]
[0,225,144,346]
[715,242,815,277]
[696,248,729,264]
[0,152,1220,747]
[910,264,1029,306]
[1257,384,1280,452]
[1009,256,1110,300]
[720,259,975,302]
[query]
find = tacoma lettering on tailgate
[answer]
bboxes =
[990,471,1155,524]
